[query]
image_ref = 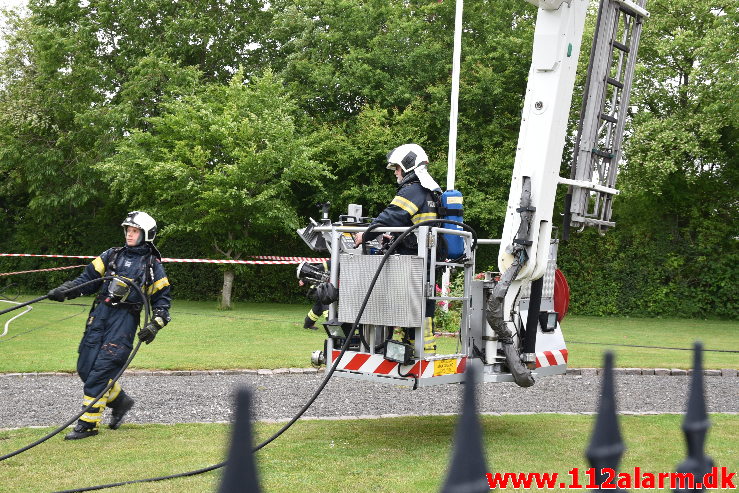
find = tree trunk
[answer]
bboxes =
[220,269,235,310]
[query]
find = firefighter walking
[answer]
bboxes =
[47,211,172,440]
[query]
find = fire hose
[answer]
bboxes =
[0,276,151,462]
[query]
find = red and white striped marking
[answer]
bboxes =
[248,255,328,262]
[331,350,467,379]
[0,264,87,277]
[161,257,309,265]
[0,253,95,260]
[0,253,327,265]
[535,349,568,368]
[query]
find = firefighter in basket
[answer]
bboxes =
[354,143,442,355]
[47,211,171,440]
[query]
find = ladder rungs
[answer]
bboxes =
[592,148,614,158]
[600,113,618,123]
[606,77,624,89]
[617,3,642,18]
[612,40,629,53]
[571,215,616,228]
[613,0,650,18]
[559,177,620,195]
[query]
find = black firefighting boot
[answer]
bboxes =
[107,391,135,430]
[303,316,318,330]
[64,420,98,440]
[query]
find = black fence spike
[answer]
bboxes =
[218,387,262,493]
[440,359,490,493]
[673,342,714,493]
[586,351,627,492]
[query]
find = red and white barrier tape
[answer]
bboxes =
[0,253,95,260]
[0,253,327,265]
[162,258,309,265]
[247,255,329,262]
[0,264,87,277]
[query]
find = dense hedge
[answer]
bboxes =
[2,221,737,319]
[0,228,311,304]
[557,229,738,319]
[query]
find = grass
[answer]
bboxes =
[1,299,737,492]
[560,316,738,369]
[0,414,736,493]
[0,297,737,373]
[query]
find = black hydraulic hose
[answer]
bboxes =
[566,340,739,353]
[0,294,49,316]
[522,277,543,355]
[1,342,143,462]
[0,277,150,462]
[397,364,420,390]
[56,219,478,493]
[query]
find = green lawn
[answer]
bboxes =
[0,415,736,492]
[0,297,736,372]
[560,315,738,369]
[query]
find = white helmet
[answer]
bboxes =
[121,211,157,243]
[386,143,429,173]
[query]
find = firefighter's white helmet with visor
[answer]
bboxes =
[386,143,429,173]
[386,143,441,192]
[121,211,157,244]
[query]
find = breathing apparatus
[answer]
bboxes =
[440,190,465,259]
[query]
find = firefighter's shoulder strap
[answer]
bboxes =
[105,247,125,276]
[105,246,155,287]
[432,190,449,217]
[429,190,449,262]
[145,244,163,288]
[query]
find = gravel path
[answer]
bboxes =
[0,370,736,429]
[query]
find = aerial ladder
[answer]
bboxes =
[297,0,648,388]
[493,0,648,385]
[563,0,649,236]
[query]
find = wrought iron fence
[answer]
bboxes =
[217,342,719,493]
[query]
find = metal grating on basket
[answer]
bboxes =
[338,254,424,327]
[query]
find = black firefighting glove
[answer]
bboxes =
[47,281,81,302]
[138,321,160,344]
[138,308,170,344]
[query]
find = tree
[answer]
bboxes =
[98,70,332,308]
[619,0,738,317]
[0,3,113,250]
[264,0,536,239]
